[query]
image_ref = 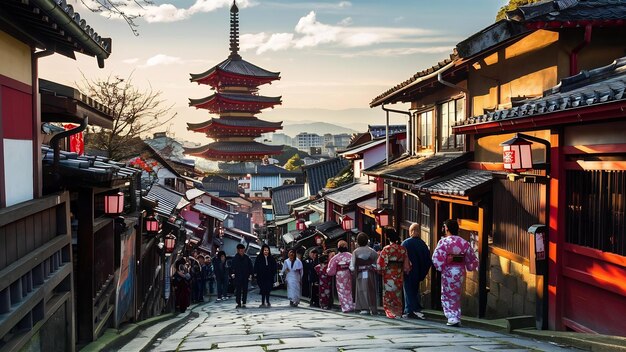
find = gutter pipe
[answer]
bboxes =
[50,117,88,170]
[31,0,111,68]
[570,24,592,76]
[381,105,411,165]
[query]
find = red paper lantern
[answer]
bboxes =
[296,218,306,231]
[104,192,124,215]
[342,214,354,231]
[375,208,390,227]
[500,134,533,172]
[164,233,176,254]
[145,215,159,234]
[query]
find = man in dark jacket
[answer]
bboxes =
[231,243,254,308]
[213,251,230,301]
[303,249,320,307]
[402,223,432,319]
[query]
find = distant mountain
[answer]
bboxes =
[280,121,358,137]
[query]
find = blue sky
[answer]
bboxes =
[41,0,508,142]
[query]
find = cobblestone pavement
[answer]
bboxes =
[124,292,577,351]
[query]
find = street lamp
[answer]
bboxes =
[341,214,354,231]
[296,218,306,231]
[104,192,124,215]
[500,134,533,172]
[164,233,177,255]
[145,215,159,234]
[374,208,390,227]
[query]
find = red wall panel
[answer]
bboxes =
[1,85,33,140]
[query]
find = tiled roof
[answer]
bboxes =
[145,184,190,217]
[314,221,346,241]
[187,117,282,130]
[338,138,386,157]
[184,142,283,157]
[4,0,111,65]
[190,58,280,81]
[189,93,282,106]
[42,146,138,186]
[507,0,626,23]
[370,55,458,107]
[368,125,407,139]
[363,153,471,183]
[456,57,626,128]
[302,157,349,196]
[185,188,205,201]
[414,169,493,197]
[356,197,377,211]
[270,184,305,216]
[193,203,233,222]
[215,162,300,176]
[324,182,377,207]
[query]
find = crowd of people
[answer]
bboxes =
[171,219,479,327]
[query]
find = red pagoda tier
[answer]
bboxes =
[185,142,283,162]
[186,1,284,162]
[187,117,282,138]
[189,92,282,114]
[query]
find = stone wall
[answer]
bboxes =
[486,253,537,317]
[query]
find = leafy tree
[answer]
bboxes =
[275,145,311,165]
[79,74,176,160]
[284,153,304,171]
[496,0,543,21]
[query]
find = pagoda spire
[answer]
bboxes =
[229,0,241,60]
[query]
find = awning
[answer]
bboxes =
[193,203,232,221]
[338,138,386,157]
[282,230,299,245]
[363,152,472,185]
[144,184,190,217]
[413,169,493,198]
[275,217,295,226]
[357,197,377,211]
[324,182,377,207]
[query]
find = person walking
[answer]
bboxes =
[173,261,191,313]
[213,251,230,302]
[231,243,254,308]
[377,228,411,319]
[254,244,277,308]
[315,254,332,309]
[281,248,303,306]
[303,249,320,307]
[327,240,355,313]
[432,219,479,327]
[351,232,378,315]
[402,223,432,319]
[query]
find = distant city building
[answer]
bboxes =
[294,132,322,152]
[269,133,293,146]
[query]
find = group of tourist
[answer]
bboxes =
[173,218,479,327]
[276,219,479,327]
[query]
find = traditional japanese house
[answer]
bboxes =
[185,1,283,162]
[449,0,626,335]
[0,1,111,350]
[269,184,305,241]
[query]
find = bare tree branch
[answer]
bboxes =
[78,0,154,36]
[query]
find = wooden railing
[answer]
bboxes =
[0,192,74,352]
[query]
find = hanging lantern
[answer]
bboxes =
[375,208,390,227]
[500,134,533,172]
[341,214,354,231]
[145,215,159,234]
[104,192,124,215]
[164,233,176,254]
[296,218,306,231]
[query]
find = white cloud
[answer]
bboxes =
[76,0,254,23]
[241,11,442,55]
[340,46,454,58]
[338,17,353,26]
[264,1,351,10]
[139,54,184,68]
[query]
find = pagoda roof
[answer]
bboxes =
[184,141,283,161]
[190,58,280,86]
[189,92,282,113]
[187,117,282,133]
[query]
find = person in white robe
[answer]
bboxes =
[281,249,304,306]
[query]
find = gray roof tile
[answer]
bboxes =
[302,157,349,196]
[324,182,376,207]
[414,169,493,197]
[145,184,190,217]
[270,184,305,216]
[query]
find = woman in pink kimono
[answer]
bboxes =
[315,254,332,309]
[327,240,355,313]
[376,228,411,319]
[432,219,479,327]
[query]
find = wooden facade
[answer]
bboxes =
[0,192,74,351]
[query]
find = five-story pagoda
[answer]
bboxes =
[185,1,283,161]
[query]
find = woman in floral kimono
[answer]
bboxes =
[432,219,479,326]
[281,249,303,307]
[377,228,411,319]
[327,240,355,313]
[315,254,332,309]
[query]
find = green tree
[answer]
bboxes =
[284,153,304,171]
[79,74,176,160]
[496,0,543,21]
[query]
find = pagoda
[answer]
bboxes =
[185,1,284,162]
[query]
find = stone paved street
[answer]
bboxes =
[118,291,577,352]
